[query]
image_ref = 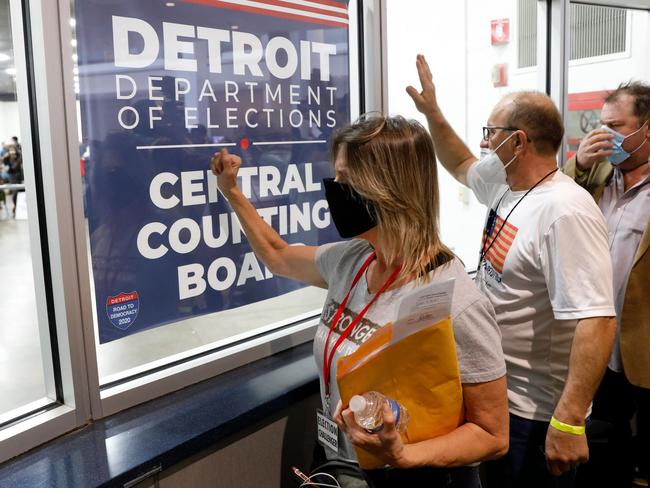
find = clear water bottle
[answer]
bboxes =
[349,391,409,433]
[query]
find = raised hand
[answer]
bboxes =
[210,148,242,198]
[406,54,440,118]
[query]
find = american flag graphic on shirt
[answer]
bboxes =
[179,0,349,28]
[482,215,519,274]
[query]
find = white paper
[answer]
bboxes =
[342,277,456,375]
[391,278,455,344]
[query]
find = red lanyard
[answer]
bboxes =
[322,251,402,400]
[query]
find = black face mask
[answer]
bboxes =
[323,178,377,238]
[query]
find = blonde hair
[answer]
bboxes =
[331,115,454,281]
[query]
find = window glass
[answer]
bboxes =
[567,4,648,160]
[385,0,543,269]
[70,0,355,383]
[0,0,56,423]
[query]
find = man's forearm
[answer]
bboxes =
[424,109,475,185]
[554,316,616,424]
[407,54,476,183]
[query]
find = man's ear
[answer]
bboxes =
[513,130,527,152]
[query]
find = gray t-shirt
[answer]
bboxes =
[313,239,506,462]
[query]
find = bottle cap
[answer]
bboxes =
[349,395,367,413]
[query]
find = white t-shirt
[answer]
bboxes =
[314,239,506,462]
[467,164,615,421]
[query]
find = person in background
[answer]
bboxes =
[10,136,21,154]
[407,54,616,488]
[0,143,6,211]
[563,81,650,488]
[2,142,24,217]
[210,115,509,487]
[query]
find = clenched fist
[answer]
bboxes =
[210,148,242,198]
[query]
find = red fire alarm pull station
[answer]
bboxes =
[492,63,508,87]
[491,18,510,45]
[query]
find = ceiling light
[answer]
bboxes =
[5,67,16,76]
[72,54,78,62]
[166,2,175,6]
[71,39,77,47]
[0,53,10,62]
[70,18,76,28]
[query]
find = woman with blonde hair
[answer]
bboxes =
[210,115,508,487]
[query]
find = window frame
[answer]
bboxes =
[556,0,649,166]
[571,0,650,10]
[1,0,91,463]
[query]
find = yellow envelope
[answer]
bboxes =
[336,317,463,469]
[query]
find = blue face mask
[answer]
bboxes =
[601,122,648,166]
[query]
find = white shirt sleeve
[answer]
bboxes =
[540,213,616,320]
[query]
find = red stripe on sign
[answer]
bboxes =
[107,292,138,305]
[179,0,348,28]
[568,90,609,111]
[289,0,348,8]
[256,0,348,19]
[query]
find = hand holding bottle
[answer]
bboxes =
[349,391,409,433]
[333,395,411,469]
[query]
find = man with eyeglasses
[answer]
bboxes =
[407,54,616,488]
[563,81,650,488]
